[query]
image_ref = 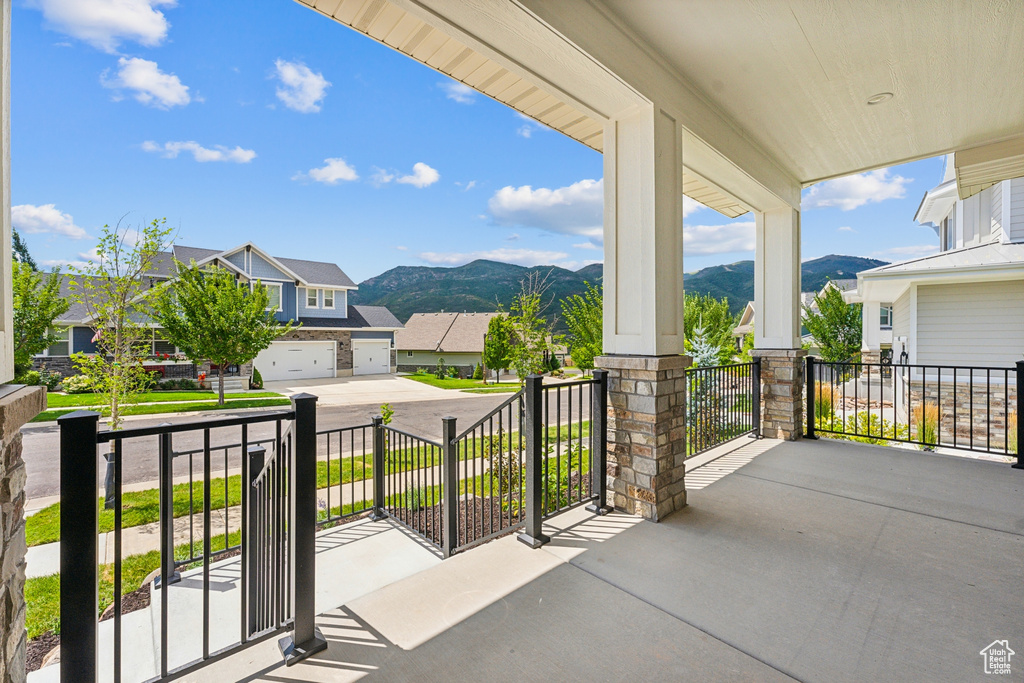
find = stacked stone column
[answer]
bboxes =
[0,386,46,683]
[751,349,806,440]
[596,355,690,522]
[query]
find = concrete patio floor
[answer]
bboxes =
[182,437,1023,682]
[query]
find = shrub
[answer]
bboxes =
[447,365,459,379]
[40,370,63,392]
[251,366,264,390]
[62,374,94,394]
[434,358,447,379]
[547,354,561,373]
[472,363,483,380]
[840,411,909,445]
[406,488,429,512]
[415,367,429,375]
[16,370,40,386]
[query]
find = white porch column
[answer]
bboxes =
[751,207,806,440]
[596,104,690,522]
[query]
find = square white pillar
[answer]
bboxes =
[754,207,801,350]
[602,104,685,357]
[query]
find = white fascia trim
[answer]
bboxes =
[305,284,356,291]
[188,254,250,279]
[859,261,1024,283]
[298,326,401,332]
[914,179,958,225]
[220,242,306,284]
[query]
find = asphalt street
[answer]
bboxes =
[21,394,513,500]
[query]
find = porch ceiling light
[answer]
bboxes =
[866,92,893,105]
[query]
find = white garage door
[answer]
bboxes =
[254,341,335,381]
[353,340,391,376]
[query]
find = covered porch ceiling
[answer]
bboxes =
[295,0,1024,214]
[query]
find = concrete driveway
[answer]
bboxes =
[264,374,457,406]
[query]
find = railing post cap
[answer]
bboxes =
[56,410,101,423]
[291,392,319,403]
[371,414,383,425]
[442,415,457,423]
[247,443,267,454]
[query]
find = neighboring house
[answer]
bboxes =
[851,156,1024,369]
[732,279,857,351]
[34,242,403,383]
[396,312,502,376]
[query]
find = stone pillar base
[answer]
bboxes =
[596,354,690,522]
[750,349,806,440]
[0,385,46,683]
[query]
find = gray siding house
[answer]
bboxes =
[34,242,403,383]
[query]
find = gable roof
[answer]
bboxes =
[396,312,503,353]
[164,244,358,288]
[860,241,1024,277]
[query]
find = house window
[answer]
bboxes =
[255,282,282,311]
[879,304,893,329]
[306,288,318,308]
[46,327,70,356]
[323,290,334,309]
[153,329,176,356]
[407,351,413,357]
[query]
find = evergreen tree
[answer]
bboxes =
[12,229,38,270]
[684,293,736,365]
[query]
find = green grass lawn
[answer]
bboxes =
[47,391,282,408]
[33,397,293,423]
[402,373,522,392]
[26,419,590,546]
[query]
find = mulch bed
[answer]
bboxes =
[26,632,59,673]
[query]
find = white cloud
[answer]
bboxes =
[515,112,549,139]
[506,233,520,241]
[439,81,475,104]
[370,167,395,185]
[552,259,602,271]
[837,226,856,232]
[573,242,600,250]
[684,221,756,255]
[489,178,603,237]
[102,57,190,108]
[395,245,408,251]
[455,180,477,191]
[517,125,533,139]
[40,257,91,269]
[13,204,88,239]
[396,163,440,188]
[803,169,911,211]
[142,140,255,163]
[683,196,706,218]
[418,248,569,267]
[294,158,359,185]
[871,244,938,261]
[31,0,175,53]
[273,59,330,113]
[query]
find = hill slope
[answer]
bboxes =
[351,254,887,324]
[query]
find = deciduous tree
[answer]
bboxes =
[803,284,862,362]
[482,313,512,383]
[12,261,69,377]
[70,218,173,429]
[153,263,296,404]
[559,281,602,374]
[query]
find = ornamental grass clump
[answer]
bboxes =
[912,403,940,448]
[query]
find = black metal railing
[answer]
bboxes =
[807,357,1023,464]
[317,422,374,526]
[449,389,526,554]
[376,423,445,550]
[685,360,761,457]
[539,378,597,517]
[58,394,325,683]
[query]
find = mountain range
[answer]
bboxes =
[350,254,887,328]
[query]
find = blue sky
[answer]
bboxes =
[13,0,944,282]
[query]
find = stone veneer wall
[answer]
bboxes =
[905,379,1018,449]
[0,386,46,683]
[751,349,806,440]
[596,354,690,522]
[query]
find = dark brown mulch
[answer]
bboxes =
[26,632,60,673]
[100,583,152,622]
